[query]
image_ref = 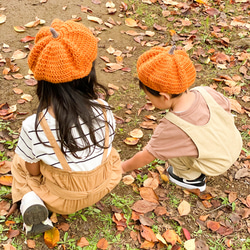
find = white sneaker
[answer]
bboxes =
[21,191,53,236]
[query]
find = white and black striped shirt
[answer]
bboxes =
[15,100,116,171]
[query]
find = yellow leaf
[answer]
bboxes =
[44,227,60,249]
[160,174,169,182]
[125,18,138,27]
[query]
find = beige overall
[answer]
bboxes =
[165,87,242,180]
[11,106,122,215]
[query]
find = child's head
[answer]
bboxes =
[28,18,97,84]
[137,46,196,96]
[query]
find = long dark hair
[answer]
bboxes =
[35,63,113,158]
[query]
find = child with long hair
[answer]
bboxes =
[122,46,242,192]
[11,19,122,236]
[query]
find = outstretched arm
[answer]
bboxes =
[25,161,41,176]
[122,148,155,173]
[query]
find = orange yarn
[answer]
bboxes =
[28,19,98,84]
[136,46,196,94]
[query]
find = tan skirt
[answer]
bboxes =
[11,148,122,214]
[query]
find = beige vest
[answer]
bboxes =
[165,87,242,176]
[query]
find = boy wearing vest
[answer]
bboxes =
[122,46,242,192]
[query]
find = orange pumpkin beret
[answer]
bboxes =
[137,46,196,94]
[28,19,98,84]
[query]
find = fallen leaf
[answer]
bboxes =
[27,239,36,249]
[97,238,108,249]
[207,220,220,231]
[184,239,195,250]
[3,243,16,250]
[0,175,12,186]
[123,137,139,145]
[50,213,58,223]
[246,195,250,208]
[21,94,33,102]
[229,99,245,114]
[154,206,169,216]
[140,240,155,249]
[106,45,115,54]
[178,200,190,216]
[140,187,159,204]
[132,200,158,213]
[12,50,27,60]
[0,161,12,174]
[87,15,103,24]
[195,239,209,250]
[77,237,89,247]
[44,227,60,248]
[125,18,138,27]
[140,225,158,242]
[57,222,70,231]
[25,79,37,86]
[129,128,143,138]
[143,177,159,190]
[235,168,249,179]
[217,225,234,236]
[13,26,26,32]
[108,83,119,90]
[182,227,191,240]
[7,229,20,239]
[0,15,7,24]
[20,36,35,43]
[122,175,135,185]
[162,229,182,245]
[228,191,237,203]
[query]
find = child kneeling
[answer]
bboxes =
[122,46,242,192]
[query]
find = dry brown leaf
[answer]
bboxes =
[77,237,89,247]
[229,99,245,114]
[139,187,159,204]
[131,200,158,213]
[207,220,220,231]
[3,243,16,250]
[140,225,158,242]
[0,161,12,174]
[21,94,33,102]
[228,191,237,203]
[178,200,190,216]
[0,15,6,24]
[129,128,143,138]
[7,229,20,239]
[108,83,119,90]
[162,229,182,245]
[235,168,249,179]
[97,238,108,249]
[140,240,155,249]
[13,26,26,32]
[154,206,169,216]
[57,222,70,231]
[50,213,58,223]
[27,239,36,249]
[122,175,135,185]
[246,195,250,208]
[87,15,103,24]
[143,177,159,190]
[125,18,138,27]
[12,50,27,60]
[123,137,139,145]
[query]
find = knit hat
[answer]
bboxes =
[28,19,98,84]
[137,46,196,94]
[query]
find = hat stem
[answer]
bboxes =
[50,28,59,38]
[168,45,176,55]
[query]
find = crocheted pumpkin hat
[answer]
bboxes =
[137,46,196,94]
[28,19,98,84]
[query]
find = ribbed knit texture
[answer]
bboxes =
[28,19,98,84]
[137,47,196,94]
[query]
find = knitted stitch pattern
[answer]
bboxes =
[28,19,98,84]
[137,47,196,94]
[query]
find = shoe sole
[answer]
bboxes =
[169,175,206,192]
[23,204,48,226]
[27,223,53,237]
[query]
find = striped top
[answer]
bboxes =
[15,100,116,171]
